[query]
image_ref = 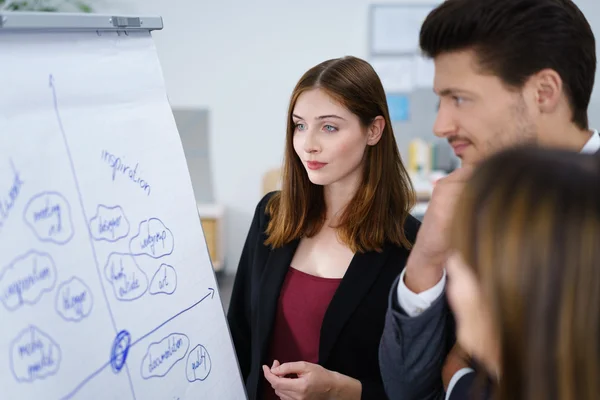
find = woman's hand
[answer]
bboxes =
[263,360,361,400]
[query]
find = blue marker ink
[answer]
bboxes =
[111,330,131,373]
[149,264,177,295]
[0,159,24,232]
[140,333,190,379]
[0,251,57,311]
[10,325,62,383]
[49,74,135,400]
[103,253,148,301]
[129,218,174,258]
[62,287,217,398]
[89,204,130,242]
[186,344,212,382]
[101,150,151,196]
[23,192,74,245]
[55,277,93,322]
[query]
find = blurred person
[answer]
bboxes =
[227,55,419,400]
[446,146,600,399]
[379,0,599,398]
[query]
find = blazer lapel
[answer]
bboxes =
[318,244,391,364]
[255,240,299,364]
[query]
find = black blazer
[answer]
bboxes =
[227,191,420,400]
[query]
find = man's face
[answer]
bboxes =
[433,50,538,165]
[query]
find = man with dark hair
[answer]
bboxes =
[379,0,599,399]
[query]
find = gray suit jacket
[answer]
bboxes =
[378,275,455,400]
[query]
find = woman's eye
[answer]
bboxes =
[323,124,337,133]
[295,123,306,131]
[453,96,465,106]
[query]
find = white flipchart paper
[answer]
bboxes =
[0,30,246,400]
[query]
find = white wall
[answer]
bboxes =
[101,0,600,274]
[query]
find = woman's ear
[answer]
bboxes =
[367,116,385,146]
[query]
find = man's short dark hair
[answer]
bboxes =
[420,0,596,130]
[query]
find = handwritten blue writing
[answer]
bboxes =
[110,260,139,298]
[33,198,62,236]
[0,159,24,232]
[89,204,130,242]
[55,277,93,322]
[10,326,61,383]
[104,253,148,301]
[108,260,141,298]
[142,230,166,255]
[150,264,177,295]
[129,218,174,259]
[186,344,212,382]
[5,266,50,300]
[140,333,190,379]
[101,150,151,196]
[64,290,86,314]
[0,251,57,311]
[149,336,184,373]
[191,348,208,371]
[100,215,121,236]
[24,192,74,245]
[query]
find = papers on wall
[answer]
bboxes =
[371,55,436,93]
[371,57,415,92]
[370,4,437,55]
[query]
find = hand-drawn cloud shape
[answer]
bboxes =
[149,264,177,295]
[140,333,190,379]
[104,253,148,301]
[10,325,61,383]
[129,218,174,259]
[23,191,74,245]
[89,204,130,242]
[0,250,57,312]
[186,344,212,382]
[55,277,93,322]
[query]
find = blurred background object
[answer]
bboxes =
[0,0,94,12]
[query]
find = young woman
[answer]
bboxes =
[446,146,600,399]
[227,56,418,399]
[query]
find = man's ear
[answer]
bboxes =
[530,68,562,114]
[367,116,385,146]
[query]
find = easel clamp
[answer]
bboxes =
[0,12,163,31]
[110,16,141,28]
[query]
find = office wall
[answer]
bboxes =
[101,0,600,274]
[575,0,600,128]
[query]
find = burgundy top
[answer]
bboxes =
[263,267,342,400]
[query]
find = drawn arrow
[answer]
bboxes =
[62,285,218,399]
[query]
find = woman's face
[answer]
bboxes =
[291,88,381,188]
[446,252,500,373]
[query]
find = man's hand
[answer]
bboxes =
[405,165,474,293]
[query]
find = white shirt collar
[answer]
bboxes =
[581,129,600,154]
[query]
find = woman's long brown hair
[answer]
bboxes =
[452,146,600,400]
[264,56,416,253]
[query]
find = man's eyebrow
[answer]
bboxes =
[436,88,473,97]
